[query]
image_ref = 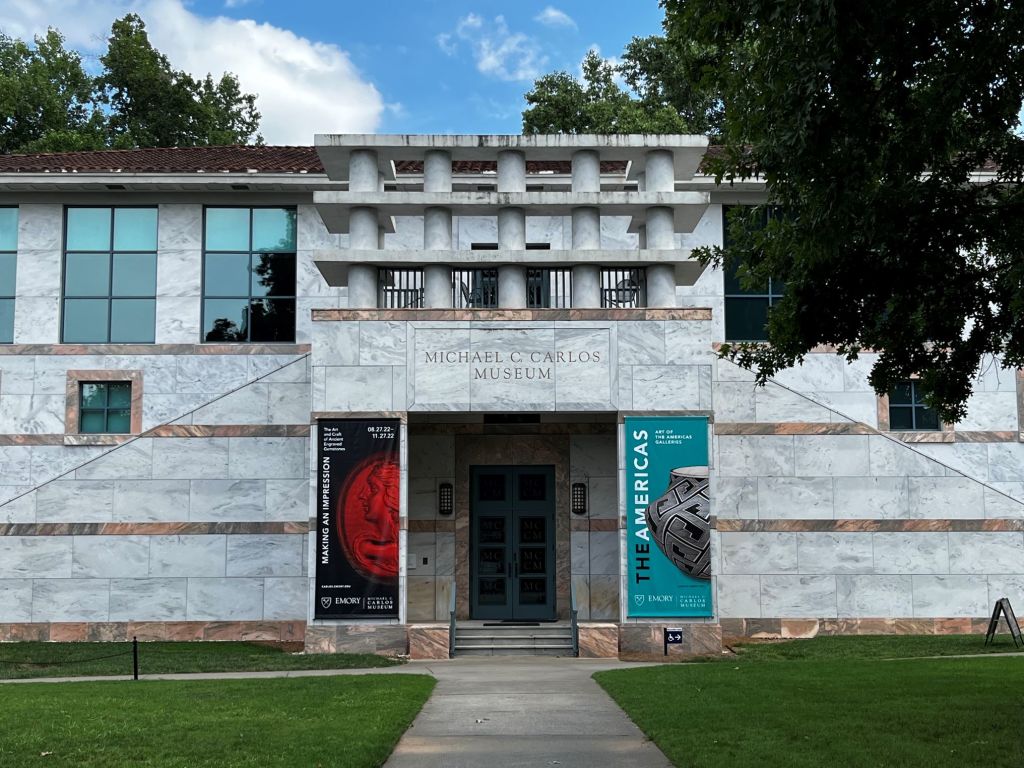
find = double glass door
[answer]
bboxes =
[470,466,555,621]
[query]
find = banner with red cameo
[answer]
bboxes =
[315,419,400,619]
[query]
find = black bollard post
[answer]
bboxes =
[133,637,139,681]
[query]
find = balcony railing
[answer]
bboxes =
[527,268,571,309]
[378,268,423,308]
[453,268,498,308]
[600,268,646,308]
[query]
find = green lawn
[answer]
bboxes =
[729,633,1024,661]
[0,674,434,768]
[0,641,400,680]
[597,637,1024,768]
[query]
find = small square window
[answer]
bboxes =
[78,381,133,434]
[887,381,940,431]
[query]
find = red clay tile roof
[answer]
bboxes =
[393,159,628,174]
[0,146,324,174]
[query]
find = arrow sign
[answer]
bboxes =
[663,627,684,655]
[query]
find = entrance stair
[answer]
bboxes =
[452,621,575,657]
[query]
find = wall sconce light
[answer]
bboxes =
[571,482,588,516]
[438,482,454,516]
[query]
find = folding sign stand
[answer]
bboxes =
[984,598,1023,648]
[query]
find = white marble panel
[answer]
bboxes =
[587,476,618,519]
[868,436,946,477]
[915,443,989,482]
[268,382,311,425]
[109,355,178,394]
[30,445,103,485]
[712,382,757,422]
[841,354,877,392]
[837,575,913,617]
[18,204,62,250]
[758,477,834,519]
[408,328,469,410]
[37,480,114,522]
[718,436,795,477]
[186,577,264,620]
[226,535,303,577]
[13,297,59,344]
[263,576,308,620]
[189,479,266,521]
[720,532,798,574]
[150,438,230,479]
[112,479,191,522]
[266,478,309,521]
[911,575,989,617]
[295,253,338,298]
[192,384,270,425]
[556,327,613,409]
[435,533,455,577]
[907,476,984,519]
[155,248,202,297]
[75,440,154,481]
[0,579,33,622]
[599,215,637,248]
[155,296,202,344]
[229,437,305,479]
[143,394,201,428]
[618,321,665,365]
[794,435,870,476]
[987,444,1024,482]
[986,576,1024,611]
[158,204,202,251]
[0,488,35,523]
[297,204,340,250]
[407,477,437,520]
[312,323,360,367]
[716,575,761,617]
[0,446,32,486]
[833,477,909,519]
[526,215,564,247]
[972,357,1018,393]
[570,434,616,477]
[109,578,188,621]
[571,531,589,575]
[716,359,757,382]
[176,356,249,395]
[0,356,36,395]
[588,531,618,576]
[771,358,846,392]
[984,485,1024,519]
[149,535,226,577]
[456,215,498,249]
[324,366,394,411]
[32,579,109,621]
[250,355,309,383]
[631,365,701,411]
[0,394,64,433]
[468,327,557,411]
[814,392,879,426]
[72,535,150,578]
[755,385,834,422]
[760,575,837,617]
[359,321,408,366]
[872,533,949,574]
[0,537,72,578]
[408,531,437,576]
[948,532,1024,574]
[16,249,62,296]
[713,476,758,519]
[797,532,873,574]
[959,391,1017,431]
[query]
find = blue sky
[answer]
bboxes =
[1,0,666,143]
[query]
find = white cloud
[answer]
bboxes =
[223,0,255,8]
[534,6,576,29]
[439,13,546,82]
[0,0,384,144]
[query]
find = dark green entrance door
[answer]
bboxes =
[470,466,556,621]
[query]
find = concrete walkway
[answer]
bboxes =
[383,657,672,768]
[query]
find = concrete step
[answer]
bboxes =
[452,622,576,657]
[455,636,573,648]
[453,644,576,657]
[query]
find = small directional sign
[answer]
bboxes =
[663,627,684,655]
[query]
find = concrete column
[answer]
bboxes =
[349,150,379,192]
[571,207,601,250]
[571,150,600,193]
[645,150,675,192]
[646,207,675,250]
[635,171,646,192]
[423,264,453,308]
[350,207,379,250]
[637,224,647,249]
[424,207,452,250]
[571,265,601,308]
[497,150,526,192]
[498,207,526,250]
[646,264,677,308]
[424,150,452,192]
[498,265,527,309]
[348,265,377,308]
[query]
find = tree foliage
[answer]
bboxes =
[670,0,1024,421]
[0,14,261,154]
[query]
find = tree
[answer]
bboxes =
[0,30,105,154]
[523,50,689,134]
[0,14,261,154]
[667,0,1024,422]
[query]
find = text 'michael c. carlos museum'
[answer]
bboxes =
[0,134,1021,658]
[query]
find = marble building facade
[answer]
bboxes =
[0,136,1021,657]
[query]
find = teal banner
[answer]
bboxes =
[625,417,712,618]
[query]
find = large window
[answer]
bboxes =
[888,381,940,431]
[203,207,296,342]
[79,381,132,434]
[723,206,784,341]
[0,207,16,343]
[62,207,157,343]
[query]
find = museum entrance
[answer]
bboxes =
[469,465,556,621]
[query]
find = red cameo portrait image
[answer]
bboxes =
[336,453,400,581]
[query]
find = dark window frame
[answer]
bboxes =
[78,380,132,434]
[201,205,298,343]
[722,205,785,342]
[0,206,16,344]
[888,380,941,431]
[61,205,158,344]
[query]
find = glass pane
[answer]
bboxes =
[477,577,506,605]
[65,252,110,296]
[80,382,107,408]
[63,299,108,343]
[478,546,505,576]
[251,253,296,297]
[477,474,506,502]
[0,253,15,294]
[519,516,546,545]
[0,208,16,251]
[518,473,547,502]
[66,208,111,251]
[478,516,505,544]
[106,409,131,433]
[205,208,250,251]
[107,382,132,407]
[909,382,926,406]
[79,410,107,434]
[723,261,768,296]
[203,298,249,342]
[113,208,158,251]
[889,383,913,405]
[110,299,155,343]
[204,253,250,296]
[519,547,545,574]
[724,297,769,341]
[888,406,914,431]
[915,406,940,431]
[112,253,156,296]
[249,298,295,342]
[252,208,296,252]
[0,299,12,343]
[518,578,546,605]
